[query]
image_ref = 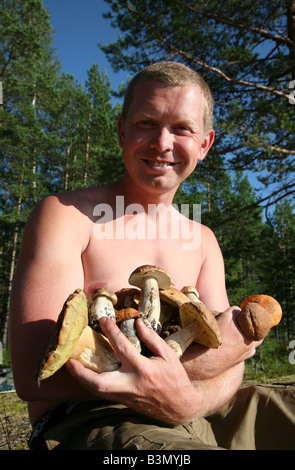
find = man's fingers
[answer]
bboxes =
[135,318,179,360]
[66,358,127,396]
[100,317,177,363]
[99,317,144,367]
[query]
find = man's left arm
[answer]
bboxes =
[196,225,230,311]
[66,317,245,425]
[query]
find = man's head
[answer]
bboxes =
[122,61,214,135]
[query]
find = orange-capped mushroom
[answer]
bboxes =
[116,308,140,323]
[240,294,282,329]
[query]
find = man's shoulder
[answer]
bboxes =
[35,187,104,218]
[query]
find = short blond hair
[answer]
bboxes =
[122,61,214,133]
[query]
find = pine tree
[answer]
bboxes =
[83,64,124,187]
[0,0,60,345]
[261,201,295,341]
[100,0,295,209]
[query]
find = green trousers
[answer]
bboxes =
[41,382,295,450]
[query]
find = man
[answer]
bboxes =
[9,62,295,450]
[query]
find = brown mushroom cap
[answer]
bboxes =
[34,289,89,383]
[129,265,171,289]
[179,302,222,348]
[160,286,191,308]
[115,288,140,310]
[237,302,271,341]
[92,288,117,305]
[181,286,200,299]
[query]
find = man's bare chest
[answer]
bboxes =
[82,233,202,301]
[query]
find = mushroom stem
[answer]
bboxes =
[90,289,117,330]
[165,321,206,358]
[138,276,162,332]
[71,325,120,372]
[129,265,171,334]
[181,286,201,303]
[119,318,142,352]
[116,307,142,352]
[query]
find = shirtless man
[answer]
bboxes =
[9,62,261,448]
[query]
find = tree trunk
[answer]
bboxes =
[287,0,295,79]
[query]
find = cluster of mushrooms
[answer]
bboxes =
[35,265,282,384]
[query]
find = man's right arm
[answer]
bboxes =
[9,195,96,403]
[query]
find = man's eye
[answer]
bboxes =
[175,125,191,134]
[139,120,154,127]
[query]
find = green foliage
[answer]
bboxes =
[1,0,294,356]
[101,0,295,206]
[0,0,124,343]
[244,332,295,384]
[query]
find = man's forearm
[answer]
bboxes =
[190,362,245,419]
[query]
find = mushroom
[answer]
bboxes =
[237,294,283,341]
[116,307,142,352]
[70,325,120,373]
[89,288,117,331]
[160,286,191,308]
[160,321,182,338]
[115,288,140,310]
[181,286,220,317]
[129,265,171,333]
[34,289,120,383]
[181,286,201,302]
[165,301,222,358]
[115,289,142,352]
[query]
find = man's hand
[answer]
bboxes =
[67,317,197,424]
[66,315,247,424]
[181,306,263,380]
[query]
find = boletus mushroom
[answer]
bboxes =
[116,307,142,352]
[180,286,220,317]
[115,289,141,352]
[129,265,171,333]
[237,294,283,341]
[34,289,120,384]
[89,288,117,330]
[165,301,222,357]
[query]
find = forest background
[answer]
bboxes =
[1,0,295,381]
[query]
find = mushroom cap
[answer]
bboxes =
[237,302,271,341]
[129,265,171,289]
[160,286,191,307]
[179,302,222,348]
[116,308,140,323]
[115,288,140,309]
[34,289,89,383]
[92,288,117,305]
[71,325,120,373]
[240,294,282,329]
[181,286,200,299]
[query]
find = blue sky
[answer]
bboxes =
[43,0,129,94]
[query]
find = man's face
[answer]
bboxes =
[118,80,214,197]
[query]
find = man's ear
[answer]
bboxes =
[198,129,215,162]
[118,115,125,148]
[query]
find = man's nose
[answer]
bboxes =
[149,126,174,152]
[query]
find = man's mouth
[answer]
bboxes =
[145,160,175,168]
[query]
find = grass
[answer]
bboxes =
[1,374,295,450]
[1,334,294,450]
[0,391,31,450]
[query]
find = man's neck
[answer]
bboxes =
[115,174,178,210]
